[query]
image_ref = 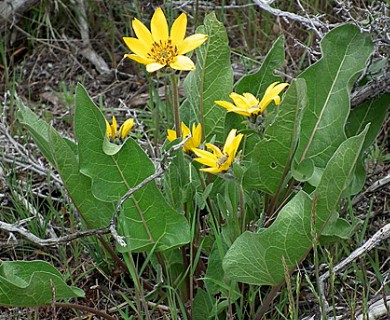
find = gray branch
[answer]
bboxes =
[0,0,39,30]
[352,174,390,206]
[0,220,110,247]
[252,0,335,34]
[351,74,390,108]
[73,0,110,75]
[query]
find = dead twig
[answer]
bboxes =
[355,295,390,320]
[253,0,334,36]
[0,0,39,30]
[352,174,390,206]
[70,0,110,75]
[0,220,111,247]
[351,75,390,108]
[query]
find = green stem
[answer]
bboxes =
[124,253,152,320]
[170,73,181,138]
[147,73,159,146]
[238,182,246,233]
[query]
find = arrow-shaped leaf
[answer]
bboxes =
[18,103,114,229]
[74,84,190,252]
[295,24,373,171]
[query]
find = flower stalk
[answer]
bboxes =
[170,73,181,138]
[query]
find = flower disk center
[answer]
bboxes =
[216,153,229,168]
[149,39,178,65]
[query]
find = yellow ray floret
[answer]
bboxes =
[192,129,243,174]
[123,8,208,72]
[167,122,202,152]
[106,116,135,140]
[215,82,289,117]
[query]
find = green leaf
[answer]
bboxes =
[295,24,373,172]
[18,103,114,229]
[205,242,228,295]
[193,289,213,320]
[48,127,114,229]
[235,36,285,95]
[181,13,233,143]
[163,150,187,210]
[314,125,369,230]
[320,214,362,244]
[0,261,84,306]
[243,79,307,194]
[17,103,54,164]
[344,94,390,194]
[223,127,368,285]
[346,94,389,154]
[223,191,313,285]
[74,84,190,252]
[292,158,314,182]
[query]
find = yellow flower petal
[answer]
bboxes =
[181,122,191,138]
[242,92,259,106]
[273,96,281,105]
[215,99,252,116]
[215,100,236,112]
[178,34,208,54]
[170,13,187,45]
[204,143,223,158]
[124,54,154,65]
[259,82,289,111]
[192,148,218,167]
[225,134,243,165]
[192,123,202,148]
[111,116,117,137]
[169,55,195,71]
[123,37,150,59]
[200,167,221,174]
[223,129,237,153]
[229,92,250,111]
[105,119,112,138]
[132,18,153,44]
[146,62,166,73]
[119,118,134,139]
[193,129,243,174]
[151,8,169,42]
[170,122,203,152]
[167,129,177,142]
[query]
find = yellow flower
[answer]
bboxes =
[192,129,243,174]
[215,82,289,117]
[123,8,208,72]
[106,116,135,140]
[167,122,202,152]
